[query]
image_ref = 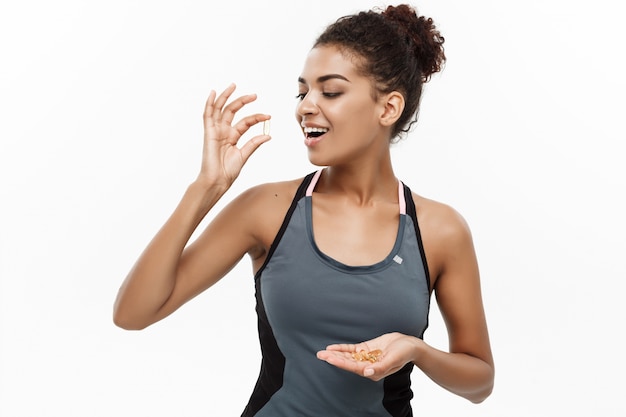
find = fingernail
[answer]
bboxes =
[364,368,374,377]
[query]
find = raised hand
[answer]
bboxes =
[316,332,422,381]
[198,83,271,190]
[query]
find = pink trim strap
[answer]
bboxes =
[306,169,323,196]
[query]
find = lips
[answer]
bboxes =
[304,127,328,138]
[302,126,329,147]
[305,135,324,147]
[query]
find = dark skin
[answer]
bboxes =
[114,45,494,403]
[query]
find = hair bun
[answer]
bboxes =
[382,4,446,82]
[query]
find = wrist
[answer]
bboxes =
[409,336,427,366]
[182,180,228,218]
[189,176,228,198]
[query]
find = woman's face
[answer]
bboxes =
[295,45,389,167]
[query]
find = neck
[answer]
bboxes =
[316,154,398,205]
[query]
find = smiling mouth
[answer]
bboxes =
[304,127,329,139]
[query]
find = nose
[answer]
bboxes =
[295,92,318,117]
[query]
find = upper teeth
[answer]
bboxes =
[304,127,329,133]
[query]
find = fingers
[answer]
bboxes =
[203,89,217,129]
[212,83,237,121]
[318,340,391,380]
[221,93,258,126]
[317,349,384,380]
[233,113,271,138]
[238,132,272,164]
[204,83,259,128]
[325,342,372,353]
[325,343,354,351]
[317,350,364,371]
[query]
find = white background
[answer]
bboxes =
[1,0,624,415]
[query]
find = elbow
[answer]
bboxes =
[468,384,493,404]
[112,305,151,331]
[113,316,148,331]
[113,314,145,331]
[467,368,495,404]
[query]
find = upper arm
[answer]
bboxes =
[153,185,275,321]
[423,202,494,366]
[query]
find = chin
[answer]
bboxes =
[307,152,350,169]
[306,153,329,168]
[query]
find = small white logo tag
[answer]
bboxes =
[393,255,403,264]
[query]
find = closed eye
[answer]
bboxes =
[296,91,342,101]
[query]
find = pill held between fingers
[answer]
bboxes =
[263,120,270,135]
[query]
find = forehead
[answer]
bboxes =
[299,45,362,83]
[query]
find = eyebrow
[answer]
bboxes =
[298,74,351,84]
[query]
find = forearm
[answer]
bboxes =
[113,180,227,330]
[413,339,494,403]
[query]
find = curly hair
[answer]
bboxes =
[314,4,446,141]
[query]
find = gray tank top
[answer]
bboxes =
[242,170,431,417]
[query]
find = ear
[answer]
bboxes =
[379,91,405,127]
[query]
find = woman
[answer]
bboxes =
[114,4,494,416]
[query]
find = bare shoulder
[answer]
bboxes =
[412,192,472,235]
[230,177,305,219]
[410,192,476,282]
[224,176,308,258]
[239,177,304,201]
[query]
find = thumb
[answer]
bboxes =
[239,135,271,163]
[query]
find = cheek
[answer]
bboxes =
[294,105,302,123]
[341,103,379,131]
[349,95,378,117]
[329,102,368,127]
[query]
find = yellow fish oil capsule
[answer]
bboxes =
[351,349,383,363]
[263,120,270,136]
[367,349,382,362]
